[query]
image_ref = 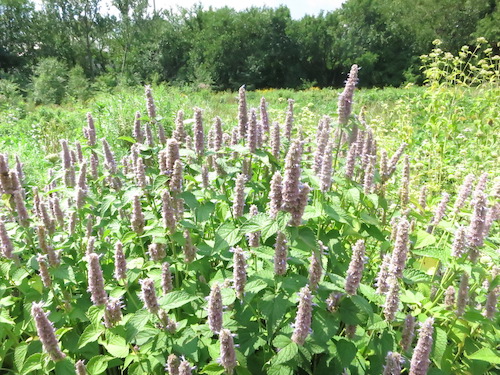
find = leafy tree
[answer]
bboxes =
[32,57,68,104]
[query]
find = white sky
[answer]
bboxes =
[113,0,346,20]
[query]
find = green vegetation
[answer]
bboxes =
[0,44,499,374]
[1,0,499,92]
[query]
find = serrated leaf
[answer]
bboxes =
[414,229,436,249]
[87,305,106,326]
[55,358,76,375]
[118,136,137,143]
[78,324,104,348]
[432,327,447,367]
[14,343,28,372]
[273,342,298,365]
[267,365,293,375]
[245,278,268,294]
[336,339,357,368]
[195,202,215,222]
[467,347,500,364]
[100,195,116,216]
[201,363,225,375]
[86,355,112,375]
[214,222,242,252]
[346,187,361,206]
[103,333,129,358]
[339,295,373,325]
[125,309,150,341]
[21,353,43,374]
[159,290,199,309]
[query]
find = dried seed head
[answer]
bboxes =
[0,219,14,259]
[131,194,145,235]
[270,121,280,159]
[484,286,499,319]
[376,253,391,294]
[32,302,66,361]
[383,275,400,322]
[444,285,456,310]
[427,192,450,232]
[84,112,96,146]
[289,183,310,226]
[451,226,467,258]
[246,205,261,247]
[37,254,52,288]
[467,192,488,262]
[232,246,247,299]
[145,85,156,120]
[363,155,375,195]
[75,360,87,375]
[238,85,248,140]
[162,262,173,294]
[309,246,323,290]
[338,64,358,126]
[345,240,366,295]
[383,351,403,375]
[87,253,108,306]
[104,297,123,328]
[291,285,313,345]
[409,317,434,375]
[114,241,127,281]
[219,328,237,374]
[389,217,410,278]
[247,108,258,152]
[166,354,180,375]
[178,360,193,375]
[282,139,303,213]
[453,173,475,214]
[345,142,358,180]
[194,107,205,155]
[401,314,416,352]
[135,157,147,189]
[162,190,177,232]
[140,278,159,314]
[274,231,288,276]
[313,127,330,175]
[183,229,196,263]
[148,243,166,262]
[456,273,469,317]
[232,174,246,218]
[320,139,334,193]
[170,159,183,194]
[268,171,283,219]
[208,282,223,334]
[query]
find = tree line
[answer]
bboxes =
[0,0,498,94]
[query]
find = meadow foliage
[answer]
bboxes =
[0,55,499,375]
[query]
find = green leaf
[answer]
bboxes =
[336,339,357,368]
[323,202,350,224]
[214,222,242,252]
[195,202,215,222]
[125,309,150,341]
[179,191,199,209]
[86,355,112,375]
[245,278,269,294]
[273,342,298,365]
[201,363,225,375]
[346,187,361,206]
[260,293,293,334]
[273,335,292,349]
[87,305,105,326]
[295,227,317,251]
[339,295,373,325]
[432,327,447,368]
[103,333,129,358]
[267,365,293,375]
[414,229,436,249]
[21,353,43,374]
[412,247,450,264]
[159,290,199,309]
[467,347,500,364]
[118,136,137,143]
[14,342,28,372]
[55,358,76,375]
[100,194,116,216]
[78,324,105,349]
